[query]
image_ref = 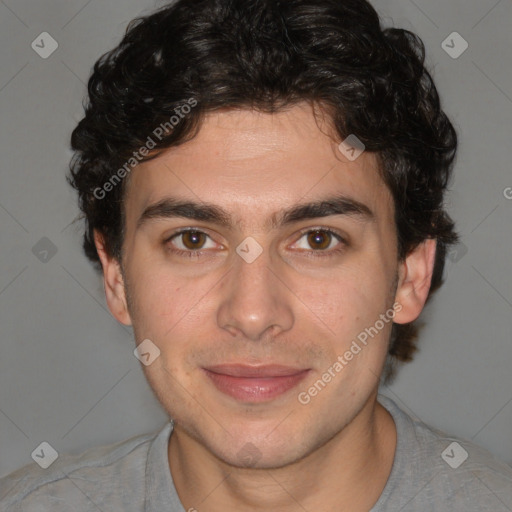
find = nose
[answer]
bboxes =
[216,246,294,341]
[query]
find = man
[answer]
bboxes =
[1,0,511,510]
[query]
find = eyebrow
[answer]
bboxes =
[136,193,374,230]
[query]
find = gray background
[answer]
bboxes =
[0,0,511,478]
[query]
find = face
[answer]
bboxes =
[97,104,435,469]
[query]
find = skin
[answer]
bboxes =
[96,104,436,511]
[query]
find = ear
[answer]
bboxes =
[94,230,132,326]
[393,238,437,324]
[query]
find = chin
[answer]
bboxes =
[229,449,300,470]
[212,432,309,470]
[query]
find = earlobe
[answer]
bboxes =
[393,238,437,325]
[94,231,132,326]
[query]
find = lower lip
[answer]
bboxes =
[203,369,310,403]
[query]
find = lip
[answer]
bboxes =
[203,364,310,403]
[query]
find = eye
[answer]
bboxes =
[166,229,218,256]
[291,228,346,256]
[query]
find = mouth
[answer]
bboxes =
[202,364,311,403]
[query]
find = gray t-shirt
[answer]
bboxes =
[1,394,511,511]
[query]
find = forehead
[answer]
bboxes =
[124,105,394,230]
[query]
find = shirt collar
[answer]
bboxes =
[145,421,185,512]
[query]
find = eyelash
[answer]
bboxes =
[164,227,347,259]
[294,227,347,259]
[164,228,217,259]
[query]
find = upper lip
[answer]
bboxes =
[204,364,309,378]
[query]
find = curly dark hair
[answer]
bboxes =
[68,0,458,384]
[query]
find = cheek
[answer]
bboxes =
[296,263,384,315]
[126,262,197,338]
[292,264,393,350]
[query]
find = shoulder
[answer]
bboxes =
[415,416,512,504]
[0,425,169,512]
[377,394,512,511]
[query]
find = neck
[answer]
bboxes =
[168,393,396,512]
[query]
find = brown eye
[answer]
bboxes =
[180,230,207,250]
[307,230,333,250]
[165,229,219,258]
